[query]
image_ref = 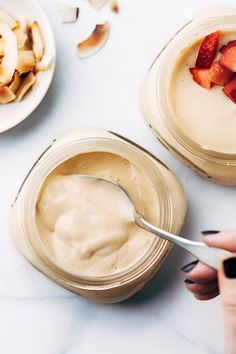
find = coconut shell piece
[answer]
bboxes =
[9,71,21,93]
[109,0,119,13]
[0,38,5,56]
[16,50,35,74]
[0,84,15,103]
[35,53,53,72]
[14,28,28,48]
[0,9,17,29]
[77,22,110,59]
[31,21,44,62]
[32,71,42,90]
[87,0,108,10]
[16,71,35,101]
[0,21,18,84]
[57,3,79,23]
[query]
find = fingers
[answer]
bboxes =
[182,260,217,283]
[203,230,236,252]
[218,257,236,353]
[193,288,219,301]
[182,260,219,300]
[185,279,218,295]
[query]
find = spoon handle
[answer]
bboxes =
[136,214,231,270]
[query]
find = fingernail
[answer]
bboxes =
[223,257,236,279]
[181,260,199,273]
[184,279,194,285]
[201,230,220,235]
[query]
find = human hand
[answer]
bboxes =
[182,230,236,354]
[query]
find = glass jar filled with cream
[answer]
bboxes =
[141,8,236,185]
[10,128,186,303]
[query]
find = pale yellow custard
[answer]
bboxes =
[36,152,157,277]
[170,31,236,154]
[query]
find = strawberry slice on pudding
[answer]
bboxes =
[223,76,236,103]
[196,30,221,68]
[189,67,212,90]
[220,45,236,72]
[209,61,233,85]
[220,40,236,54]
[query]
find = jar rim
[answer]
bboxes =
[19,130,174,290]
[155,13,236,164]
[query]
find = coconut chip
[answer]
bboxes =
[57,3,79,23]
[16,50,35,74]
[87,0,108,10]
[32,71,42,90]
[16,71,35,101]
[0,8,17,29]
[0,84,15,103]
[35,53,53,72]
[9,70,21,93]
[14,28,28,49]
[0,21,18,84]
[0,38,5,56]
[109,0,119,13]
[31,21,44,62]
[77,21,110,59]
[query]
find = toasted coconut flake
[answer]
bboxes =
[32,71,42,90]
[31,21,44,62]
[16,71,35,101]
[0,84,16,103]
[77,22,110,59]
[109,0,119,13]
[0,38,5,56]
[16,50,35,74]
[35,53,53,72]
[9,71,21,93]
[87,0,108,10]
[14,28,28,48]
[56,3,79,23]
[0,21,18,84]
[0,9,17,29]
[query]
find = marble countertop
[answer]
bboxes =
[1,0,236,353]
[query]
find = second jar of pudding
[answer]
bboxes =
[10,128,186,303]
[141,7,236,185]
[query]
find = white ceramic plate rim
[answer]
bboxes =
[0,0,56,133]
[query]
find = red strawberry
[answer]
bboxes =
[196,31,221,68]
[209,61,233,85]
[220,40,236,54]
[219,46,236,72]
[223,76,236,103]
[189,67,212,90]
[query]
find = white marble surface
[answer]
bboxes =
[1,0,236,353]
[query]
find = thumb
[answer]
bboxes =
[218,257,236,354]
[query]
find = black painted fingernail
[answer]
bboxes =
[201,230,220,235]
[184,279,194,285]
[181,260,199,273]
[223,257,236,279]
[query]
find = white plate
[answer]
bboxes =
[0,0,56,133]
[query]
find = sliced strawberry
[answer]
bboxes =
[209,61,233,85]
[189,67,212,90]
[219,46,236,72]
[196,30,221,68]
[220,40,236,54]
[223,76,236,103]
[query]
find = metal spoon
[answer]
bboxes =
[75,175,231,270]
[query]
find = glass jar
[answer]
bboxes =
[141,7,236,185]
[10,128,186,303]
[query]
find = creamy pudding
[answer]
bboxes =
[36,152,157,277]
[170,31,236,154]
